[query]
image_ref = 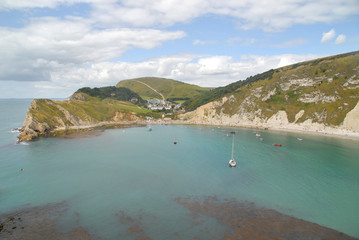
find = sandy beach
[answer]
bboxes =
[166,119,359,141]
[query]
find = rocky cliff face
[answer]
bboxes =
[18,95,144,142]
[181,52,359,137]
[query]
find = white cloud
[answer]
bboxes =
[51,53,319,90]
[0,18,185,82]
[89,0,359,31]
[0,0,102,10]
[2,0,359,31]
[335,34,347,44]
[193,39,218,45]
[321,29,336,43]
[0,53,321,98]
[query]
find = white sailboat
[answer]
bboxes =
[229,134,237,167]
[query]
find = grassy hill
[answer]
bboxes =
[183,70,275,111]
[182,50,359,127]
[30,94,160,127]
[183,51,359,115]
[75,86,146,105]
[116,77,209,102]
[18,93,161,141]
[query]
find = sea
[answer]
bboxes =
[0,98,359,239]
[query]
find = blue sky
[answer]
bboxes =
[0,0,358,98]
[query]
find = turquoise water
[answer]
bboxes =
[1,99,359,239]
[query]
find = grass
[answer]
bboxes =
[30,94,162,128]
[211,51,359,126]
[116,77,209,101]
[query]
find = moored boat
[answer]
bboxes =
[229,133,237,167]
[229,159,236,167]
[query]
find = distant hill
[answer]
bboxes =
[181,51,359,133]
[116,77,209,102]
[75,86,145,104]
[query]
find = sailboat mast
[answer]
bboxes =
[231,134,234,159]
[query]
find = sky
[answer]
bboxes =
[0,0,358,98]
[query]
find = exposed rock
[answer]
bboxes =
[267,111,289,127]
[314,109,327,122]
[18,101,53,142]
[261,88,276,101]
[298,91,339,103]
[294,110,305,123]
[343,75,359,90]
[70,92,86,101]
[343,100,359,132]
[252,86,263,98]
[112,112,141,121]
[280,78,319,91]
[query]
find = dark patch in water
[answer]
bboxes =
[115,209,154,240]
[2,197,358,240]
[0,202,97,240]
[58,129,105,139]
[174,196,358,240]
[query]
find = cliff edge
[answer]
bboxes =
[180,51,359,138]
[18,93,154,142]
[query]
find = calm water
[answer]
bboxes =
[1,99,359,239]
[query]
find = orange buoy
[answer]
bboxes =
[273,143,282,147]
[20,168,24,171]
[174,141,177,144]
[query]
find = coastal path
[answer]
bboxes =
[133,80,166,104]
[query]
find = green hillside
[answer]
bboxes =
[18,93,162,141]
[31,94,160,127]
[183,51,359,127]
[183,70,275,111]
[116,77,209,102]
[183,51,359,114]
[75,86,145,104]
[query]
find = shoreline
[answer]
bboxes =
[18,119,359,142]
[166,120,359,141]
[17,120,147,142]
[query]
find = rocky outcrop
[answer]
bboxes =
[18,100,53,142]
[18,97,145,142]
[298,91,339,103]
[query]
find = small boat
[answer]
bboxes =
[273,143,282,147]
[148,127,152,132]
[229,134,237,167]
[255,133,261,137]
[297,138,303,141]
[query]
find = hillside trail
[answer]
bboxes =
[133,80,166,103]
